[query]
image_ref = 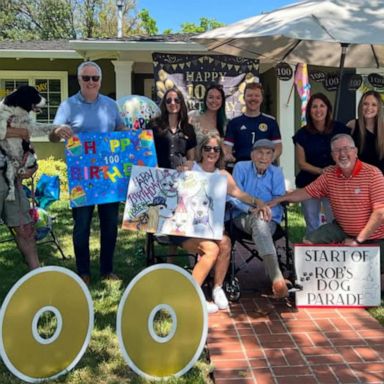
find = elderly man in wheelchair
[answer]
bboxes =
[228,139,289,298]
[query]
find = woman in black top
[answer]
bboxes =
[149,87,196,169]
[347,90,384,173]
[293,93,350,236]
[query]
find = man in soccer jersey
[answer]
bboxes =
[224,82,282,162]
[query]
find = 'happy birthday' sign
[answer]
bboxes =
[65,131,157,207]
[122,165,227,240]
[295,245,381,307]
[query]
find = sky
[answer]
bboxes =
[137,0,294,33]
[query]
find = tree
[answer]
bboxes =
[0,0,144,40]
[137,8,158,36]
[90,0,140,38]
[0,0,76,39]
[180,17,224,33]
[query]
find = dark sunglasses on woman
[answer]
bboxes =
[165,97,181,105]
[203,145,221,153]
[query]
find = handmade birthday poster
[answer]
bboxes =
[295,245,381,307]
[122,165,227,240]
[65,131,157,207]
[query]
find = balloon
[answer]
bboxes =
[30,207,52,241]
[117,95,160,130]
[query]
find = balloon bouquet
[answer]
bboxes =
[117,95,160,130]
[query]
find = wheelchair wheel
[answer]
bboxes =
[224,276,241,302]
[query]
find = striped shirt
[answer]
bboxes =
[305,160,384,239]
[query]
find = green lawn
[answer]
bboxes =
[0,201,212,384]
[0,202,382,383]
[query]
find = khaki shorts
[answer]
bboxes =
[0,172,32,227]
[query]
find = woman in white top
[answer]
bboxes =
[172,132,271,313]
[189,84,227,143]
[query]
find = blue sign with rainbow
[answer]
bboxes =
[65,130,157,207]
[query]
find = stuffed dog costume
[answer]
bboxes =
[0,85,67,201]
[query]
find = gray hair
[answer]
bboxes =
[196,132,225,169]
[330,133,355,150]
[77,61,102,78]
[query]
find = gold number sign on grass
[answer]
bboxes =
[0,265,208,382]
[117,264,208,380]
[0,267,94,383]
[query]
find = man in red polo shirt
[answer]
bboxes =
[270,133,384,288]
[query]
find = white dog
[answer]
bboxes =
[0,85,68,201]
[186,187,214,236]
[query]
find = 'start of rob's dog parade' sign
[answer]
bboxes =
[65,131,157,207]
[295,245,381,307]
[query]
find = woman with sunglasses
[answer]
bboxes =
[149,87,197,169]
[50,61,126,285]
[171,132,271,313]
[347,90,384,174]
[189,84,227,143]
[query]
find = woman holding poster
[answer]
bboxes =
[172,133,271,313]
[50,61,126,285]
[149,87,197,169]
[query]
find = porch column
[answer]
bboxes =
[112,60,134,99]
[276,68,296,190]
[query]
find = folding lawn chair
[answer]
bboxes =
[1,174,68,260]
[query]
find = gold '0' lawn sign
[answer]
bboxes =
[0,265,207,382]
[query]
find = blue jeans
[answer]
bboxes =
[72,202,120,276]
[302,197,334,236]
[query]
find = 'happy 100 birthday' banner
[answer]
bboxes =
[153,53,259,119]
[65,131,157,207]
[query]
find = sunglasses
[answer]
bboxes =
[166,97,181,105]
[203,145,221,153]
[80,75,100,82]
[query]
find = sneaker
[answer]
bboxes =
[212,286,229,310]
[206,301,219,314]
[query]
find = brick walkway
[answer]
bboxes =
[208,295,384,383]
[207,240,384,384]
[207,241,384,383]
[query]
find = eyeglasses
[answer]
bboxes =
[80,75,100,82]
[331,146,356,154]
[203,145,221,153]
[166,97,181,105]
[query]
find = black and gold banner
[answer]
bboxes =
[152,53,259,119]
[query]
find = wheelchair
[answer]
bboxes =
[223,202,297,302]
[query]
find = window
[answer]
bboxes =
[0,71,68,140]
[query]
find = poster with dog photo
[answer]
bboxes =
[122,165,227,240]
